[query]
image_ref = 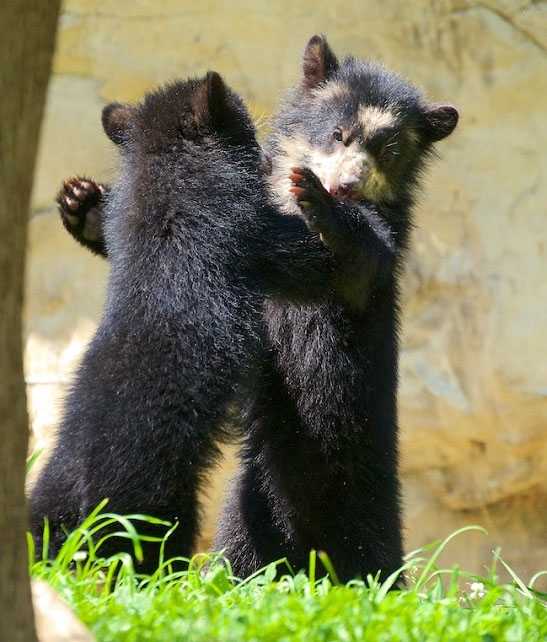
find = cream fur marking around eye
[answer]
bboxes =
[311,81,351,102]
[358,105,396,137]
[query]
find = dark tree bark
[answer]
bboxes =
[0,3,61,641]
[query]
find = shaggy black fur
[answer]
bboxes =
[30,72,337,572]
[215,37,458,582]
[50,36,458,582]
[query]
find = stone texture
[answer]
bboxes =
[32,581,95,642]
[26,0,547,583]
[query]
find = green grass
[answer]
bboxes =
[30,509,546,642]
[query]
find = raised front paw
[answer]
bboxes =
[57,177,105,241]
[289,167,335,233]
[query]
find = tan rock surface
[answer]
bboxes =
[32,580,95,642]
[26,0,547,582]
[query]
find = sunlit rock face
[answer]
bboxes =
[26,0,547,582]
[32,580,95,642]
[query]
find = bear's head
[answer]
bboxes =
[101,72,259,158]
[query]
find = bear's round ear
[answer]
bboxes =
[192,71,228,126]
[192,70,256,147]
[302,34,339,90]
[206,71,228,126]
[102,102,135,145]
[422,104,459,142]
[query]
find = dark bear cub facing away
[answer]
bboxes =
[216,36,458,582]
[30,72,337,571]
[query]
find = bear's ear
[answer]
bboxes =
[422,104,459,142]
[302,34,339,90]
[102,102,135,145]
[192,71,253,144]
[206,70,229,126]
[192,71,229,127]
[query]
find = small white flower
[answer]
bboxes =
[72,551,88,562]
[468,581,486,599]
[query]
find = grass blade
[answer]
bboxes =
[414,525,487,592]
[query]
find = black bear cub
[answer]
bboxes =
[215,36,458,583]
[30,71,337,571]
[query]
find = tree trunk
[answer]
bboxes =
[0,3,61,642]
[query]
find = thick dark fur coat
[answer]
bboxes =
[217,38,457,583]
[50,36,458,582]
[30,72,336,571]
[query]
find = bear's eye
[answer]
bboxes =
[333,129,343,143]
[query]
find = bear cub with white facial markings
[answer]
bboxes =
[216,35,458,583]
